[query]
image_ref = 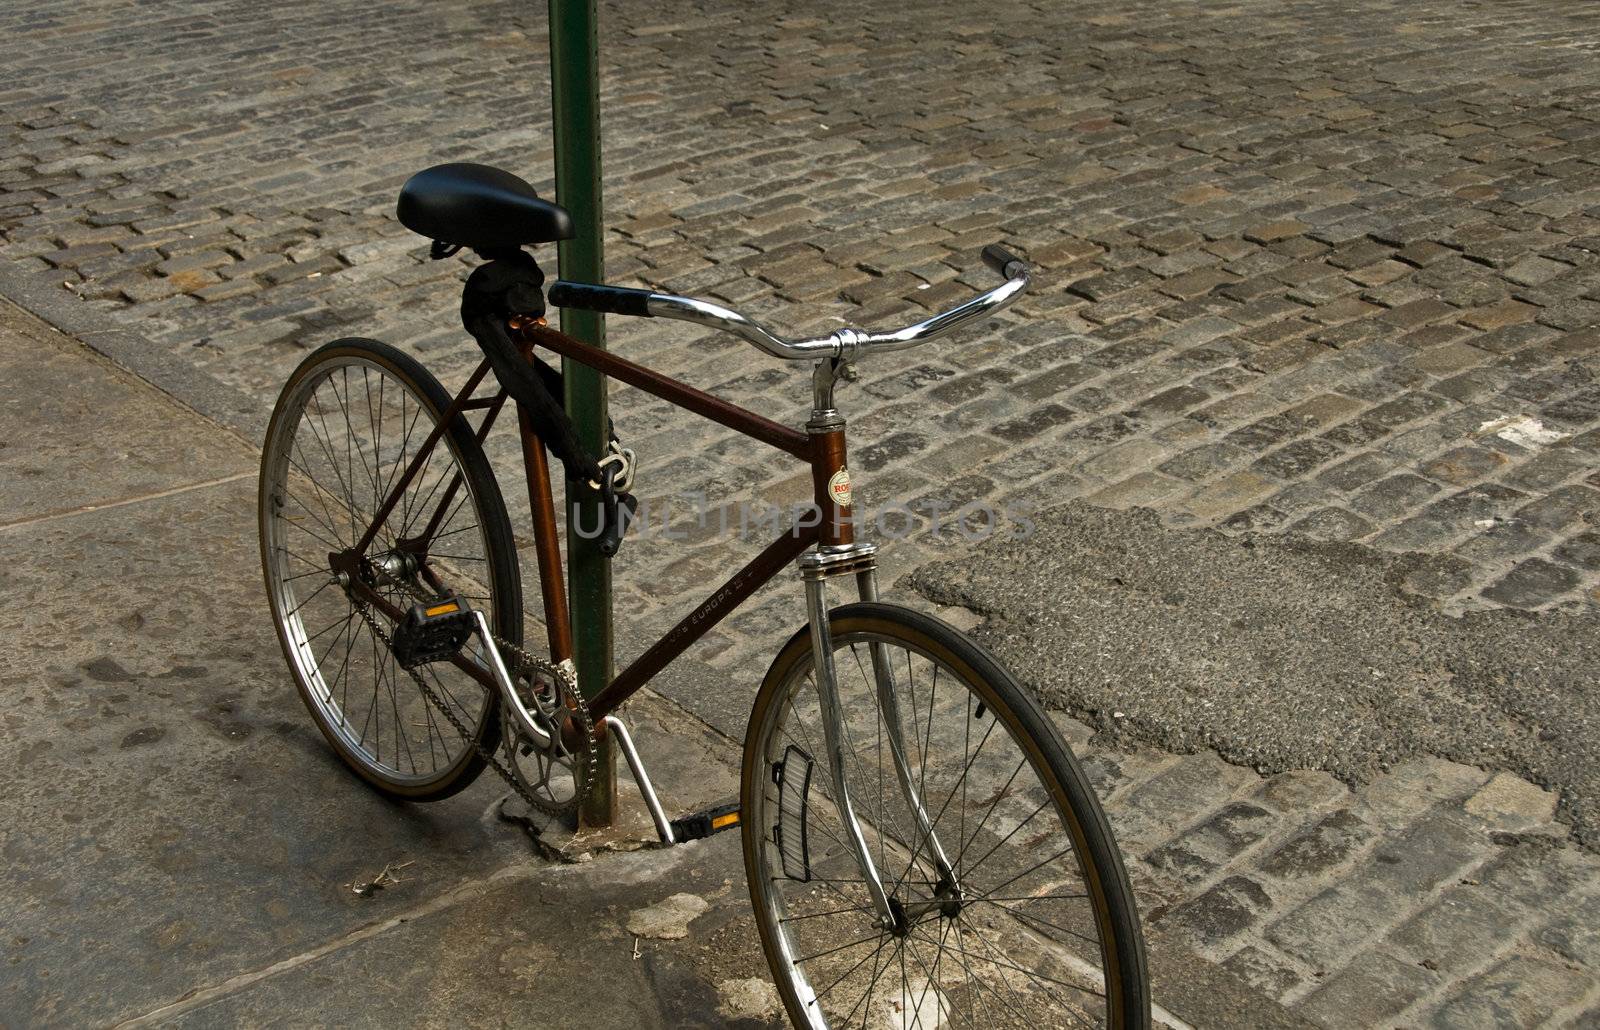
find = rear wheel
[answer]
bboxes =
[258,338,523,800]
[742,602,1149,1029]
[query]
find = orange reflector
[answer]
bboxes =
[424,602,460,617]
[711,812,740,830]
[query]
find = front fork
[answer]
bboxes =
[800,546,958,933]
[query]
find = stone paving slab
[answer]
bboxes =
[157,846,771,1030]
[0,487,762,1026]
[0,298,253,524]
[0,477,532,1025]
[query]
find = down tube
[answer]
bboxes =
[588,525,818,719]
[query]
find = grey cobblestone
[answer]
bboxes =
[1297,951,1438,1029]
[1084,742,1600,1029]
[1264,812,1490,971]
[1429,954,1590,1028]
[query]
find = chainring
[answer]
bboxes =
[499,658,597,819]
[352,556,597,820]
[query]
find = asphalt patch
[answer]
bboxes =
[911,502,1600,849]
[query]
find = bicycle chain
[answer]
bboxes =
[349,579,597,819]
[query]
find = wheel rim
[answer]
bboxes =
[750,627,1120,1029]
[261,354,504,788]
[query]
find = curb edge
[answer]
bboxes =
[0,261,267,445]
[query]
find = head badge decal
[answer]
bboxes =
[827,468,852,508]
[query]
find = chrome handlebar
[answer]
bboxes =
[553,245,1032,362]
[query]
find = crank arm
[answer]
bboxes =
[467,610,554,749]
[345,556,579,754]
[335,565,502,697]
[339,561,559,751]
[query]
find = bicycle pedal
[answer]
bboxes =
[669,802,741,843]
[390,596,475,669]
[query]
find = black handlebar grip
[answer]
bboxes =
[981,244,1026,278]
[547,280,655,318]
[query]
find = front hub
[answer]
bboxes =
[888,878,966,936]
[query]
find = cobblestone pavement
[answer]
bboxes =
[1067,730,1600,1028]
[3,0,1600,621]
[5,0,1600,1025]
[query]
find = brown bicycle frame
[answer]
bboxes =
[341,318,854,726]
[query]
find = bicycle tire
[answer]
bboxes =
[741,601,1149,1028]
[259,338,523,801]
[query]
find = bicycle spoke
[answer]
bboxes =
[780,902,876,925]
[284,577,337,618]
[965,847,1076,908]
[946,920,1024,1022]
[306,611,356,648]
[954,794,1046,888]
[332,367,382,506]
[281,481,349,549]
[429,519,483,542]
[957,920,1099,1012]
[376,391,421,512]
[971,896,1103,951]
[307,384,361,537]
[840,934,903,1028]
[902,920,951,1029]
[810,930,891,1004]
[895,714,999,896]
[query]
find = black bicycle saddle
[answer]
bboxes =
[397,162,574,252]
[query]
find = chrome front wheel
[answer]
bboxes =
[742,603,1149,1029]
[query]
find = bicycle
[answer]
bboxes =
[258,161,1150,1028]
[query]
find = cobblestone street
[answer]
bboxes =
[3,0,1599,1025]
[5,0,1600,614]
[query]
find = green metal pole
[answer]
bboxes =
[548,0,616,828]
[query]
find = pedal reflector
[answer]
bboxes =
[773,744,814,882]
[390,596,475,669]
[670,802,740,842]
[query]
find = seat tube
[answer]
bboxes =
[517,339,575,664]
[804,570,896,931]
